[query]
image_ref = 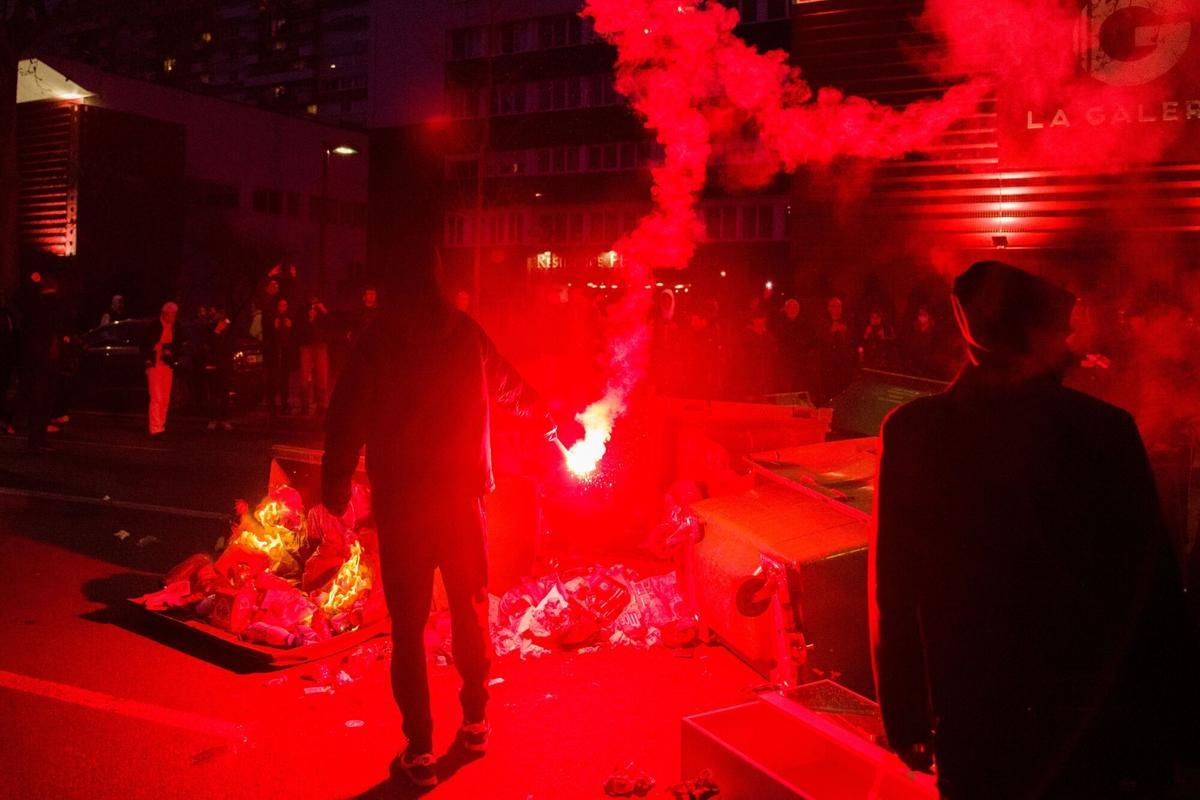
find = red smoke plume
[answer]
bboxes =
[565,0,985,468]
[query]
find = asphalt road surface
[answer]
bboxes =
[0,410,756,799]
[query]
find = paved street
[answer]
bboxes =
[0,411,756,799]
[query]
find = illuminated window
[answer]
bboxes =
[306,104,318,115]
[163,57,176,73]
[201,31,213,43]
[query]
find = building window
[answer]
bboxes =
[448,89,482,119]
[446,158,479,180]
[537,15,582,49]
[309,195,337,223]
[500,21,531,54]
[604,211,620,242]
[252,188,283,215]
[620,143,636,169]
[492,84,526,115]
[507,212,524,243]
[757,205,775,239]
[586,76,619,107]
[163,57,176,73]
[446,213,466,246]
[705,206,740,240]
[449,27,486,60]
[190,178,239,209]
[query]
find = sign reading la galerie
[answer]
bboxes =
[1005,0,1200,165]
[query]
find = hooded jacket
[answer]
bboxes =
[321,302,543,511]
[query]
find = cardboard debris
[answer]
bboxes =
[489,564,697,660]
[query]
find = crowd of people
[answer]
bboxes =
[646,281,964,404]
[3,259,1197,457]
[0,262,386,449]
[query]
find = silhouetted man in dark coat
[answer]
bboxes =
[17,271,62,452]
[871,261,1198,798]
[319,261,554,788]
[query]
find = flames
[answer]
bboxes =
[320,541,371,614]
[565,437,606,478]
[564,388,626,478]
[228,494,308,577]
[147,483,383,647]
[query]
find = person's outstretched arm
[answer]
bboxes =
[475,321,542,415]
[870,412,934,769]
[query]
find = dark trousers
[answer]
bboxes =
[0,356,14,424]
[201,368,231,422]
[20,355,54,449]
[266,351,292,411]
[375,495,491,754]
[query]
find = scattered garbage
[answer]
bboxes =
[487,677,505,687]
[345,719,365,729]
[604,763,656,797]
[489,564,698,659]
[113,530,131,541]
[668,769,720,800]
[132,481,385,649]
[290,641,390,696]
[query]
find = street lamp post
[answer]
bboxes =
[319,141,360,296]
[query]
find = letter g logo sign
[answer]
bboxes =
[1077,0,1192,86]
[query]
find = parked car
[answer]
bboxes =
[76,318,264,411]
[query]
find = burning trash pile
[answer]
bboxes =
[136,482,386,648]
[489,565,698,660]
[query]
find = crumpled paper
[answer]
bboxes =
[488,564,696,659]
